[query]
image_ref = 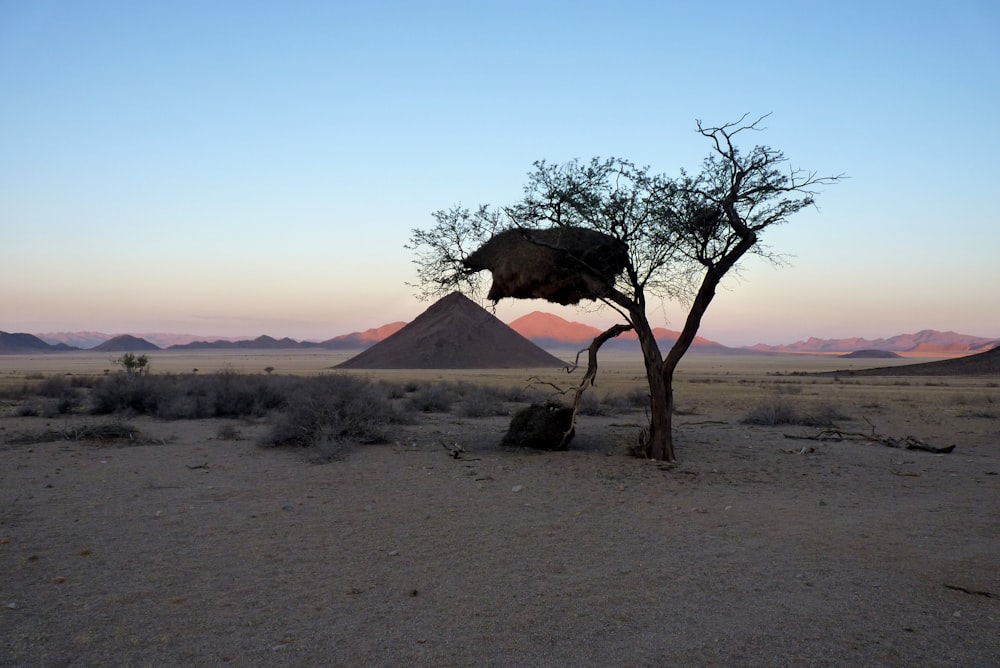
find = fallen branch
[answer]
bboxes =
[943,583,996,599]
[439,440,480,461]
[784,418,954,454]
[440,440,464,459]
[780,446,815,455]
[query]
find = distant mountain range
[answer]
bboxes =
[322,322,406,349]
[5,317,998,356]
[35,331,255,349]
[0,332,78,354]
[748,330,1000,354]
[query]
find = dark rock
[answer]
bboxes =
[501,402,575,450]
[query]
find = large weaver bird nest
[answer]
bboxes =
[463,227,628,305]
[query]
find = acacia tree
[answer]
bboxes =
[409,115,842,462]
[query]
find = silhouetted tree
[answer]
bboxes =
[409,114,843,462]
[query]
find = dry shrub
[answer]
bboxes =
[405,383,457,413]
[261,375,406,452]
[623,425,652,458]
[92,371,289,419]
[215,424,244,441]
[7,374,84,417]
[741,396,850,427]
[454,384,508,417]
[90,373,164,415]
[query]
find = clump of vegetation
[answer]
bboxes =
[9,373,89,417]
[453,384,509,418]
[90,353,158,414]
[405,383,457,413]
[215,424,244,441]
[91,365,290,419]
[2,363,657,460]
[260,375,409,455]
[577,392,605,416]
[602,387,649,411]
[741,396,850,427]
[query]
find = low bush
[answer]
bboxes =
[260,375,408,453]
[578,391,605,416]
[90,373,164,415]
[215,424,244,441]
[90,370,290,419]
[601,387,649,411]
[454,384,508,418]
[405,382,457,413]
[741,396,850,427]
[11,374,84,416]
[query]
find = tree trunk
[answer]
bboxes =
[645,360,674,462]
[627,303,676,462]
[646,234,757,461]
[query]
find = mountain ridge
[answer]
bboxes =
[15,321,1000,355]
[749,329,999,354]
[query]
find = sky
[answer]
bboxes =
[2,1,998,347]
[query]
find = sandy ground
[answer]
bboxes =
[1,354,999,666]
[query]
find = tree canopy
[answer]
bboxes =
[409,114,843,461]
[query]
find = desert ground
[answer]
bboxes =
[2,350,998,666]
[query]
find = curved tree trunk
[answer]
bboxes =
[560,323,633,448]
[646,236,756,460]
[614,227,759,463]
[628,303,676,462]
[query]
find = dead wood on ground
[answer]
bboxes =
[784,418,955,454]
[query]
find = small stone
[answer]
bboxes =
[511,485,523,493]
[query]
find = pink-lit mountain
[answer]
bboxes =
[321,322,406,349]
[506,311,727,350]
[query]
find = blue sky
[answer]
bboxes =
[2,1,998,346]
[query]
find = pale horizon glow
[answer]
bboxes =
[2,2,998,348]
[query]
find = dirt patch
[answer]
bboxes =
[2,404,998,666]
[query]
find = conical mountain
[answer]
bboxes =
[91,334,160,352]
[336,293,567,369]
